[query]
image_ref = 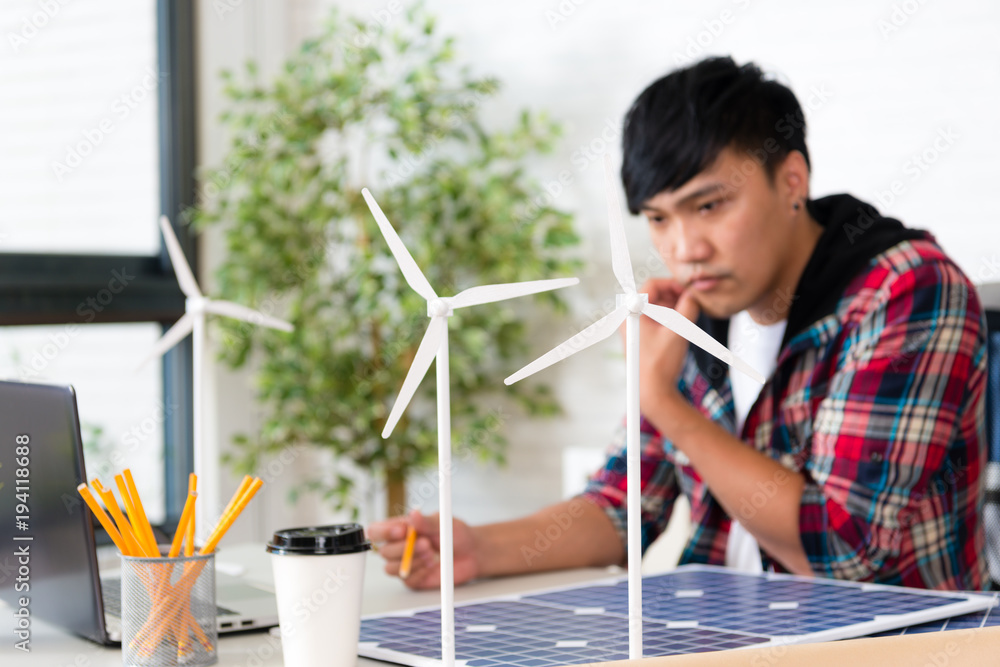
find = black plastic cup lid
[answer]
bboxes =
[266,523,372,556]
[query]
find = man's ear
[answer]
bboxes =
[779,150,810,204]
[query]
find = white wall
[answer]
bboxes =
[196,0,1000,561]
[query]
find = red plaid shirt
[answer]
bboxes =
[582,234,989,590]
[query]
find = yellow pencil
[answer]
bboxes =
[142,477,264,651]
[168,491,198,558]
[200,477,263,555]
[185,474,197,557]
[115,474,157,556]
[93,482,145,557]
[399,525,417,579]
[220,475,253,523]
[124,469,159,555]
[77,484,129,554]
[144,477,264,645]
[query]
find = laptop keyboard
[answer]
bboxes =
[101,578,239,617]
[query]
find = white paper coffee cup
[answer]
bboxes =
[267,524,372,667]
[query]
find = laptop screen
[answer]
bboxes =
[0,380,109,644]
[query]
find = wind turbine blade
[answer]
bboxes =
[158,215,203,299]
[136,312,195,369]
[450,277,579,309]
[361,188,437,302]
[382,317,447,437]
[604,153,635,294]
[203,300,294,332]
[642,303,766,384]
[505,306,628,385]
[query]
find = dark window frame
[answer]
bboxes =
[0,0,198,527]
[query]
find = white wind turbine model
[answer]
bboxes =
[139,216,294,524]
[505,155,764,660]
[361,188,578,667]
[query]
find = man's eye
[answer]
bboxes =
[699,199,723,213]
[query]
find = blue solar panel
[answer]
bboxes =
[359,565,994,666]
[871,591,1000,636]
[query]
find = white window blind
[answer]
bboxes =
[0,0,159,255]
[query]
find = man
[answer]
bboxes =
[368,57,989,591]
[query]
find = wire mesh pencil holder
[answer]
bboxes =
[120,551,218,667]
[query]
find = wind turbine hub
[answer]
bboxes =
[187,296,207,314]
[622,292,648,314]
[427,298,452,318]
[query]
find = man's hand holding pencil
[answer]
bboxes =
[367,510,481,590]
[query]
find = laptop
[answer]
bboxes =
[0,380,278,644]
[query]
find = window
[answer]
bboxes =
[0,323,167,520]
[0,0,196,525]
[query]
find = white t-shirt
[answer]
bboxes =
[724,310,787,572]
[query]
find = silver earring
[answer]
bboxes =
[793,201,801,211]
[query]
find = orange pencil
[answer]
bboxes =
[185,474,197,557]
[141,477,264,651]
[169,491,198,558]
[93,482,145,557]
[77,484,128,554]
[115,474,157,556]
[219,475,252,523]
[399,525,417,579]
[124,469,159,555]
[201,478,263,555]
[170,487,199,658]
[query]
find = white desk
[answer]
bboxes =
[0,543,618,666]
[7,545,1000,667]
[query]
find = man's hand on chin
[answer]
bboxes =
[632,277,701,420]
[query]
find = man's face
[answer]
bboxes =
[639,147,801,321]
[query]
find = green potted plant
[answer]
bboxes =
[193,2,580,516]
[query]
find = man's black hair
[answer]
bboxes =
[621,57,810,214]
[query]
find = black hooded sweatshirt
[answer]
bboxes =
[689,193,929,392]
